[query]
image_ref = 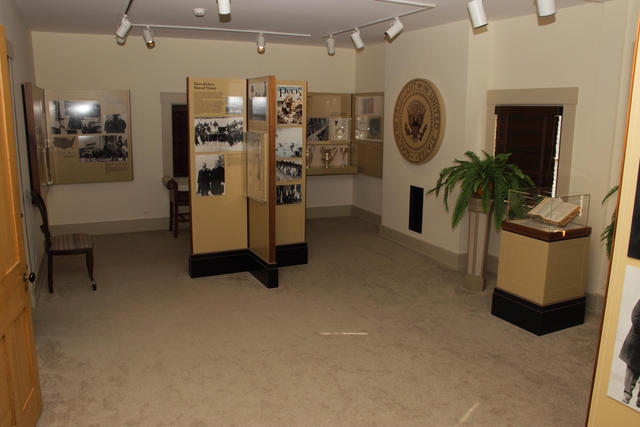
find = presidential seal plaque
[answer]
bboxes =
[393,78,445,164]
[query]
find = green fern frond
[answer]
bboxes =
[426,150,535,230]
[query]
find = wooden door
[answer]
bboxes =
[0,25,43,427]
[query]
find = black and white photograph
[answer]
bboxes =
[276,184,302,205]
[306,118,329,141]
[49,100,102,135]
[195,154,225,196]
[79,135,128,162]
[226,96,243,115]
[103,113,128,134]
[629,165,640,259]
[276,160,303,181]
[369,117,382,140]
[276,127,303,158]
[194,117,244,152]
[277,85,304,125]
[249,82,267,121]
[607,265,640,413]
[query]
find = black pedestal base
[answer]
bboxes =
[491,288,586,336]
[188,243,308,289]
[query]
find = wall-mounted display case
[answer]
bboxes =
[306,92,355,175]
[305,92,384,177]
[352,92,384,178]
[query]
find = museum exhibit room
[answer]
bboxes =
[3,0,640,425]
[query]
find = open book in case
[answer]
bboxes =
[505,189,590,231]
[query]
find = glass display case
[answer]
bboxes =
[306,92,356,175]
[506,188,590,233]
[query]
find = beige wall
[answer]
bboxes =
[353,43,385,216]
[31,33,356,227]
[382,20,472,254]
[379,1,639,297]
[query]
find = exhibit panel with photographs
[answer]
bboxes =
[607,265,640,413]
[588,23,640,425]
[188,77,248,255]
[275,80,307,247]
[44,89,132,184]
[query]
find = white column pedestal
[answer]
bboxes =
[463,197,491,292]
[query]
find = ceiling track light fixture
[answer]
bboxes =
[467,0,488,29]
[536,0,556,17]
[115,22,309,47]
[323,4,434,52]
[143,26,155,48]
[256,33,266,53]
[350,28,364,50]
[385,17,404,40]
[326,35,335,55]
[217,0,231,15]
[115,14,132,40]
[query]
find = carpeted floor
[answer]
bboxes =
[33,216,600,426]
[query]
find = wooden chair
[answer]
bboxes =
[30,191,96,293]
[163,176,190,238]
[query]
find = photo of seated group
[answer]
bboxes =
[194,117,244,152]
[276,184,302,205]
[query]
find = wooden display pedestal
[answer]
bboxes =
[491,220,591,335]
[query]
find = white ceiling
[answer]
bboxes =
[12,0,606,49]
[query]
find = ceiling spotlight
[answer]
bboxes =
[350,28,364,50]
[385,17,404,40]
[467,0,488,29]
[536,0,556,17]
[115,14,132,39]
[116,35,126,45]
[194,8,206,17]
[326,35,335,55]
[217,0,231,15]
[256,33,265,53]
[143,27,155,48]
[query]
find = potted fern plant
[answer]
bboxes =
[426,150,535,230]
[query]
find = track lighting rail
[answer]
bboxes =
[129,23,310,39]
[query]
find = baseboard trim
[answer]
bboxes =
[378,224,466,270]
[33,255,47,307]
[351,206,382,225]
[485,254,499,276]
[586,292,605,314]
[52,217,171,236]
[306,205,351,219]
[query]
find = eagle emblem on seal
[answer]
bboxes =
[405,100,428,143]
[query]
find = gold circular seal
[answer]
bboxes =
[393,79,445,164]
